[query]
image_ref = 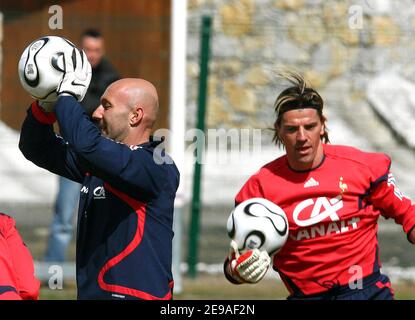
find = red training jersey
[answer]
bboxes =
[0,213,40,300]
[235,144,415,295]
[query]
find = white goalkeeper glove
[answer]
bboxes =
[57,48,92,101]
[226,240,270,284]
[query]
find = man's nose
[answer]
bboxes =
[297,127,307,141]
[92,105,104,120]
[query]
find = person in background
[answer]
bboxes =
[44,29,119,263]
[80,28,120,117]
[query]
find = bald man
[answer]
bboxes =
[19,77,180,300]
[92,79,159,145]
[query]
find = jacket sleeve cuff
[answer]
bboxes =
[31,101,56,125]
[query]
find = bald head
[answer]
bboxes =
[107,78,159,127]
[93,78,160,145]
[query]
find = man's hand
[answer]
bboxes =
[57,48,92,101]
[226,240,270,284]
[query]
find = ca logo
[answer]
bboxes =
[293,197,343,227]
[93,186,106,199]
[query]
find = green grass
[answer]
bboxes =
[40,281,77,300]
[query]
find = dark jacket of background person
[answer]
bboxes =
[81,58,119,116]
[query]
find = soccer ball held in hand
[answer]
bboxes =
[227,198,289,256]
[18,35,91,108]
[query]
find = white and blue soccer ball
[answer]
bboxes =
[18,35,78,103]
[227,198,289,256]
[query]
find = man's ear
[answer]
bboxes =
[130,107,143,126]
[320,115,327,137]
[320,124,325,137]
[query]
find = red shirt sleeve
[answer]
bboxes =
[369,174,415,236]
[235,174,263,205]
[0,214,40,300]
[362,152,415,240]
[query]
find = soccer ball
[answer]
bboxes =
[18,35,78,102]
[227,198,289,256]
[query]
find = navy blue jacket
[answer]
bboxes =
[19,96,180,300]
